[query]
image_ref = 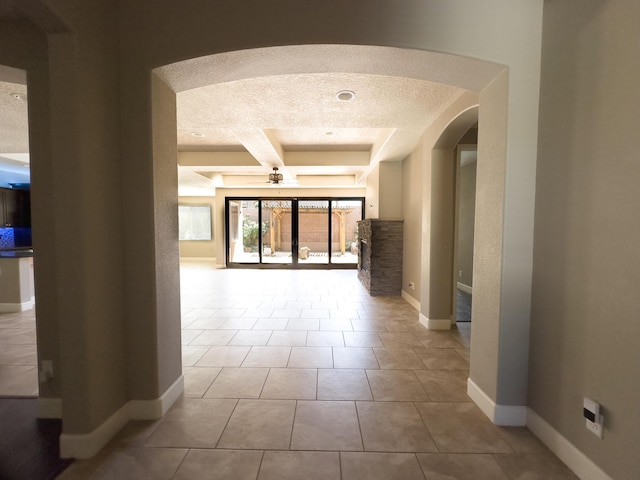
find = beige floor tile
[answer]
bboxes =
[181,329,202,345]
[383,319,425,333]
[267,331,307,346]
[415,402,513,453]
[145,398,237,448]
[285,318,319,330]
[189,330,237,345]
[291,401,363,451]
[496,427,549,453]
[373,348,426,369]
[300,308,331,319]
[211,308,247,318]
[343,331,384,348]
[260,368,317,399]
[242,346,291,367]
[58,447,188,480]
[273,308,302,319]
[288,346,333,368]
[253,318,288,330]
[366,369,430,401]
[219,317,258,329]
[414,348,469,370]
[217,399,296,450]
[341,452,427,480]
[414,370,470,402]
[329,309,359,319]
[306,331,345,347]
[319,318,353,331]
[182,367,222,398]
[173,449,263,480]
[0,327,36,344]
[0,344,37,366]
[242,307,275,318]
[228,330,272,346]
[258,451,341,480]
[350,319,388,332]
[181,346,210,367]
[417,332,466,349]
[317,369,372,401]
[182,317,227,330]
[204,367,269,398]
[0,365,38,396]
[417,453,509,480]
[195,346,251,367]
[378,332,424,348]
[493,453,580,479]
[333,347,379,369]
[357,401,437,453]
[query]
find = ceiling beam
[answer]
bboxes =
[231,128,285,168]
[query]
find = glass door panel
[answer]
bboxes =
[262,200,292,264]
[331,200,362,265]
[298,200,329,265]
[230,200,260,263]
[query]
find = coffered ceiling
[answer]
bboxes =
[0,69,470,193]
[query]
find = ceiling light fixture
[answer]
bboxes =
[336,90,355,102]
[10,92,26,101]
[268,167,283,185]
[190,132,204,137]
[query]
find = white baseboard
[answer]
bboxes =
[527,409,612,480]
[467,378,527,426]
[457,282,473,294]
[401,290,420,311]
[37,397,62,419]
[419,312,452,330]
[0,300,34,312]
[60,375,184,459]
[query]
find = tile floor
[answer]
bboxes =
[1,263,578,479]
[0,308,38,397]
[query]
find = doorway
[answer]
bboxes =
[226,197,363,268]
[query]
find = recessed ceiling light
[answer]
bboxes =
[190,132,205,137]
[10,92,27,101]
[336,90,355,102]
[325,131,334,136]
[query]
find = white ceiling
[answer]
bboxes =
[0,53,474,193]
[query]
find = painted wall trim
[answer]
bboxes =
[527,408,613,480]
[0,300,34,312]
[456,282,473,295]
[128,375,184,420]
[60,375,184,459]
[419,312,451,330]
[467,377,527,426]
[401,290,420,311]
[37,397,62,419]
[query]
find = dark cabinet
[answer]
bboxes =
[0,188,31,227]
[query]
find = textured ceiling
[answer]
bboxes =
[0,44,497,192]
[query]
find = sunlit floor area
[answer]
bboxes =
[4,262,577,479]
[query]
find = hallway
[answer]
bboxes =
[57,263,576,479]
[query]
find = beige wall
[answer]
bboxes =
[178,196,217,259]
[530,1,640,478]
[457,157,476,288]
[378,162,403,219]
[1,0,548,459]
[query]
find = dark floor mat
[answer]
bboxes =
[0,398,72,480]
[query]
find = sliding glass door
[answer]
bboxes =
[226,197,363,268]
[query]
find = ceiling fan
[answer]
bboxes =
[267,167,297,185]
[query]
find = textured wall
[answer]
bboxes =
[530,1,640,478]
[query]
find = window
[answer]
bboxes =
[179,205,212,241]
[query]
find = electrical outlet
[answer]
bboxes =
[408,281,415,290]
[458,270,462,277]
[39,360,54,383]
[586,416,604,438]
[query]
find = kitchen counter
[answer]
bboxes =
[0,248,34,258]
